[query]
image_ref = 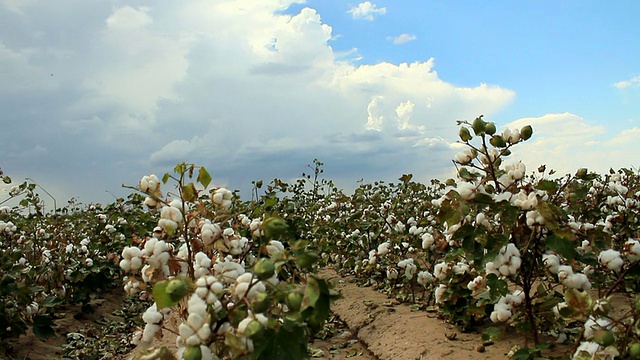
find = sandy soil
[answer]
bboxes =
[9,289,126,360]
[7,270,587,360]
[322,268,573,360]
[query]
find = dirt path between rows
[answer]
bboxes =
[10,269,575,360]
[322,268,571,360]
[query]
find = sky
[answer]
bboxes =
[1,0,639,209]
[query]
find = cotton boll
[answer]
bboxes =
[434,262,448,280]
[598,249,623,272]
[557,265,573,282]
[266,240,284,256]
[625,239,640,262]
[563,273,592,291]
[573,341,601,357]
[421,233,435,249]
[543,254,560,274]
[583,316,612,340]
[417,271,434,286]
[377,242,391,256]
[386,268,399,280]
[434,284,447,304]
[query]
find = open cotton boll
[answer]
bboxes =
[625,239,640,262]
[583,316,612,340]
[563,273,592,291]
[377,242,391,256]
[434,284,447,304]
[540,254,559,274]
[386,268,399,280]
[421,233,435,249]
[467,276,484,291]
[434,262,448,280]
[573,342,601,358]
[598,249,623,272]
[266,240,284,256]
[455,181,477,200]
[417,271,434,286]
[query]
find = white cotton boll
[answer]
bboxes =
[485,261,499,276]
[236,273,253,284]
[625,239,640,262]
[247,282,266,299]
[452,262,469,275]
[434,262,448,280]
[573,342,601,357]
[195,287,209,299]
[211,281,224,295]
[188,294,208,316]
[497,307,512,322]
[237,317,253,335]
[557,265,573,282]
[196,277,208,287]
[417,271,434,286]
[543,254,560,274]
[158,219,178,234]
[563,273,592,291]
[583,316,612,340]
[498,264,511,276]
[467,276,484,291]
[505,243,520,258]
[377,242,391,256]
[187,313,204,329]
[266,240,284,255]
[421,233,435,249]
[142,323,161,343]
[235,282,250,298]
[386,268,399,280]
[197,325,211,341]
[598,249,623,272]
[455,181,477,200]
[206,293,218,305]
[143,307,162,324]
[434,284,447,304]
[120,259,131,272]
[186,334,201,346]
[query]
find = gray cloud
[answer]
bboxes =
[1,0,518,207]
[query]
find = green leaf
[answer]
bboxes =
[174,162,186,174]
[536,179,558,193]
[43,296,63,308]
[546,235,577,260]
[162,172,170,184]
[302,276,321,311]
[197,167,212,189]
[486,273,508,298]
[182,183,198,203]
[33,315,56,340]
[481,326,501,341]
[152,280,180,310]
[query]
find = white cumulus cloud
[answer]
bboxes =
[348,1,387,21]
[613,75,640,89]
[388,34,417,45]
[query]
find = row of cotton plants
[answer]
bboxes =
[120,163,335,360]
[307,117,640,359]
[0,178,155,357]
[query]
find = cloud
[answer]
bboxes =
[613,75,640,89]
[1,0,517,205]
[503,113,640,175]
[105,5,152,30]
[348,2,386,21]
[388,34,417,45]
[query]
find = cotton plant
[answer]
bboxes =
[122,163,335,360]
